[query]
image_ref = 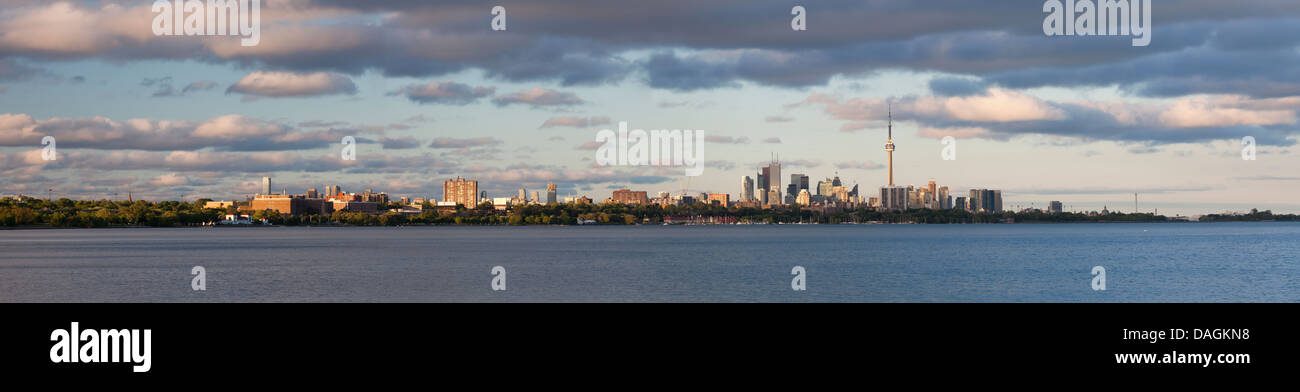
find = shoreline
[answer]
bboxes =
[2,220,1285,231]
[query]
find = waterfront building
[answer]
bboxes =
[443,177,479,207]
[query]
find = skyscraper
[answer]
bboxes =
[741,176,754,202]
[969,189,998,212]
[768,159,781,202]
[787,173,808,200]
[817,178,834,196]
[546,183,557,204]
[757,158,781,204]
[443,177,478,207]
[937,186,950,209]
[1049,200,1063,213]
[880,185,908,211]
[261,176,272,195]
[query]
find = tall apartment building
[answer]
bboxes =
[611,189,649,204]
[880,186,908,211]
[443,177,479,207]
[741,176,754,202]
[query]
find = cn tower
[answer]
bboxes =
[885,103,895,186]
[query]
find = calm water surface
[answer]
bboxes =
[1,223,1297,302]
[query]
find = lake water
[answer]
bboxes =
[1,223,1297,302]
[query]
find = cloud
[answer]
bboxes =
[0,113,363,151]
[928,77,990,96]
[835,161,886,170]
[146,173,193,187]
[181,80,218,94]
[764,116,794,123]
[539,116,611,129]
[575,141,603,150]
[917,126,995,140]
[0,58,42,82]
[428,137,503,149]
[492,87,583,107]
[380,136,422,150]
[388,81,494,105]
[2,1,1298,98]
[227,71,358,98]
[762,137,782,144]
[1158,96,1297,128]
[704,135,750,144]
[795,90,1300,146]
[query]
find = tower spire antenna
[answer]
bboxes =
[884,100,896,187]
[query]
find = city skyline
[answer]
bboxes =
[3,1,1300,216]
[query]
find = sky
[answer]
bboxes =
[2,0,1299,216]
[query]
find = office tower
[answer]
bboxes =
[758,168,770,193]
[927,180,937,200]
[757,189,768,205]
[261,176,271,195]
[817,178,833,196]
[480,191,487,201]
[767,189,781,206]
[518,188,527,202]
[546,183,557,204]
[531,191,540,204]
[938,186,950,209]
[767,158,781,202]
[833,186,849,203]
[884,103,896,186]
[1049,201,1063,213]
[954,196,966,210]
[306,188,318,199]
[796,190,811,206]
[880,186,908,211]
[443,177,479,207]
[741,176,755,202]
[972,189,996,212]
[785,173,807,200]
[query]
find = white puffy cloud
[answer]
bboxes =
[227,71,357,98]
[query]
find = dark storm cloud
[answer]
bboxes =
[2,1,1299,96]
[928,77,989,96]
